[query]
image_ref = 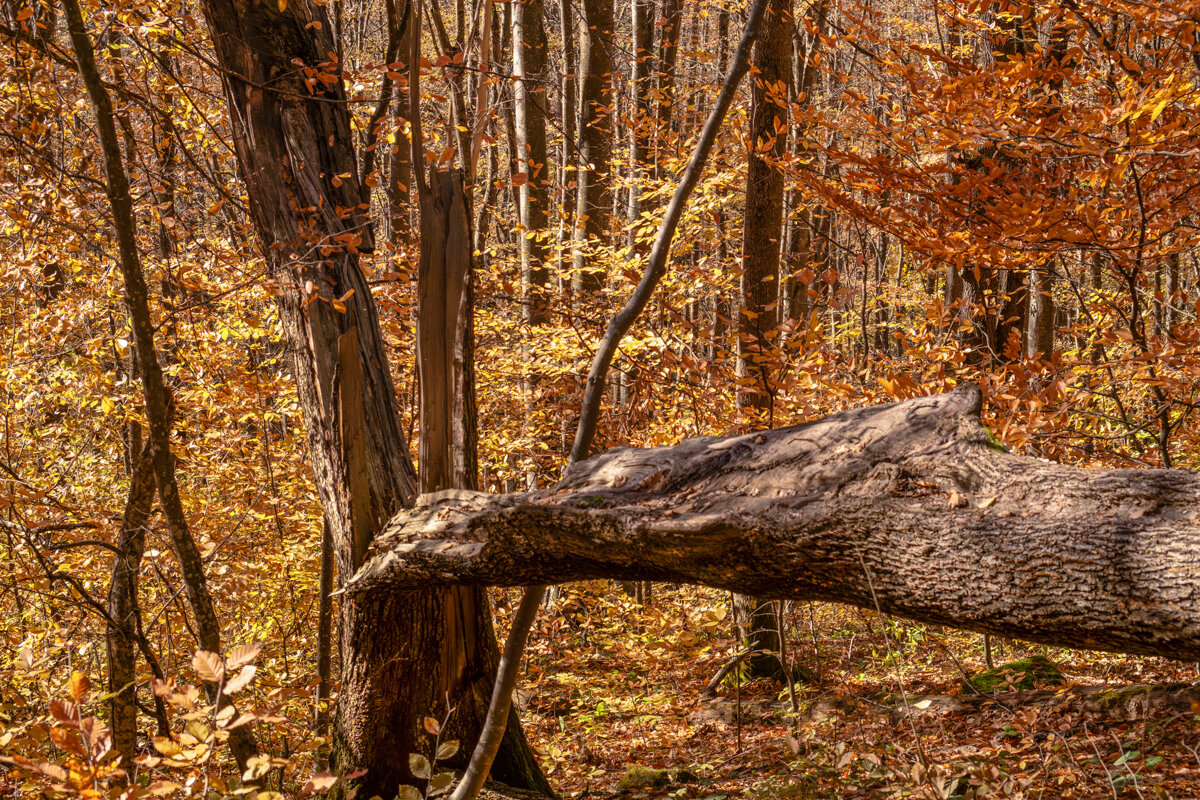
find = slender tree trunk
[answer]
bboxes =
[416,169,550,791]
[1027,261,1055,358]
[654,0,682,169]
[64,0,257,769]
[558,0,577,290]
[514,0,550,324]
[626,0,654,249]
[314,515,334,742]
[106,431,156,762]
[571,0,613,294]
[737,0,792,424]
[783,0,827,331]
[386,0,415,241]
[734,0,793,680]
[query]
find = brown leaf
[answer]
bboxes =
[50,725,86,757]
[49,699,77,724]
[79,716,112,760]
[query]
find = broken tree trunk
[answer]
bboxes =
[351,385,1200,662]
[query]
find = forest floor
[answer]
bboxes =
[507,583,1200,800]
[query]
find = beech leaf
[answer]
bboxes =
[192,650,225,683]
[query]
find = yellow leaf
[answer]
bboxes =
[278,0,286,10]
[1150,97,1170,122]
[153,736,182,757]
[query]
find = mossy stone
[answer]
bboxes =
[618,765,672,791]
[963,655,1064,693]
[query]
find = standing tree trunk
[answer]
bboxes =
[513,0,550,324]
[782,0,828,330]
[735,0,793,680]
[415,169,550,790]
[738,0,792,424]
[106,430,157,762]
[571,0,613,295]
[626,0,654,249]
[195,1,548,794]
[653,0,682,167]
[1026,261,1055,358]
[557,0,577,287]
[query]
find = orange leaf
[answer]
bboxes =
[69,671,91,702]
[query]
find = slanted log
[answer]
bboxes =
[351,386,1200,661]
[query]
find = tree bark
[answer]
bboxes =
[195,2,544,795]
[653,0,682,161]
[106,434,156,762]
[414,169,550,793]
[626,0,654,247]
[570,0,613,295]
[352,385,1200,663]
[1026,261,1055,358]
[513,0,550,324]
[737,0,792,422]
[734,0,793,669]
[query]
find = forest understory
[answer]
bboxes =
[506,584,1200,800]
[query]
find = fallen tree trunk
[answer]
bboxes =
[351,386,1200,661]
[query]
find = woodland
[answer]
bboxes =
[2,0,1200,797]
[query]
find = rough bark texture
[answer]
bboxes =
[352,386,1200,662]
[106,436,156,762]
[653,0,682,154]
[197,3,545,795]
[513,0,550,324]
[415,169,551,794]
[738,0,792,420]
[734,0,793,675]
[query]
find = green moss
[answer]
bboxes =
[618,765,672,791]
[981,425,1008,452]
[1094,685,1151,710]
[963,655,1064,693]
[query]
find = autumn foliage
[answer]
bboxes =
[2,0,1200,796]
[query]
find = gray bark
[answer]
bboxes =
[352,386,1200,663]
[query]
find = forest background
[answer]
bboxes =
[2,0,1200,796]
